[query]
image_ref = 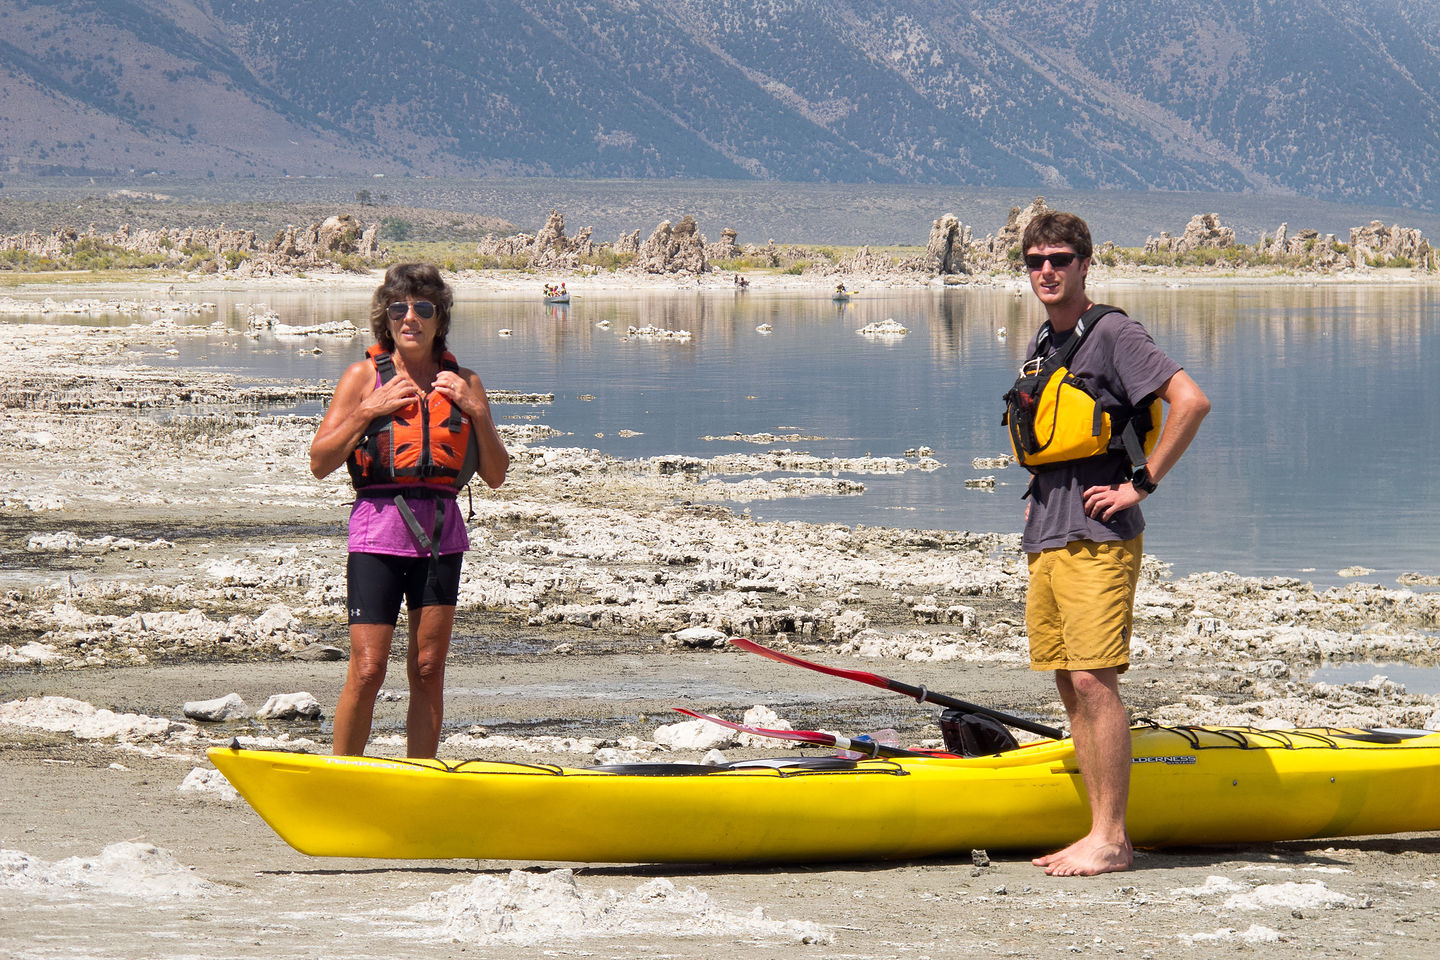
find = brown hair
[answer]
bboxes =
[1020,211,1093,260]
[368,262,454,357]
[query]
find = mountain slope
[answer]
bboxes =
[2,0,1435,209]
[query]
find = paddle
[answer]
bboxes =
[672,707,932,759]
[729,637,1066,741]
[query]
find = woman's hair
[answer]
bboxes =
[1020,211,1093,260]
[368,262,455,357]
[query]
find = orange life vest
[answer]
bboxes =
[346,344,477,492]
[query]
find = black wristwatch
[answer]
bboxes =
[1130,466,1158,494]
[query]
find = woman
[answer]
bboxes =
[309,263,508,757]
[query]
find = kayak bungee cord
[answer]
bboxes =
[730,638,1066,741]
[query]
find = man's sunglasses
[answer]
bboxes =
[1023,252,1080,271]
[386,300,437,321]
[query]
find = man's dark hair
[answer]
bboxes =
[1020,212,1093,260]
[369,262,455,357]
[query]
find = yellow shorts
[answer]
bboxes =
[1025,535,1142,673]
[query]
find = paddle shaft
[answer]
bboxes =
[731,638,1066,741]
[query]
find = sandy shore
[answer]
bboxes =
[1,274,1438,959]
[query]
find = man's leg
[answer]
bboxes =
[1032,666,1133,876]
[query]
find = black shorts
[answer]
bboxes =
[346,551,464,625]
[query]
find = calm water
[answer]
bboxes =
[22,280,1440,588]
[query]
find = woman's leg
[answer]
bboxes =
[405,604,456,758]
[331,622,395,756]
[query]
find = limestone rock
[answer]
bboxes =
[477,210,598,268]
[707,227,741,260]
[255,691,322,720]
[1350,220,1431,266]
[636,215,709,274]
[614,229,641,255]
[182,693,249,722]
[836,245,902,275]
[1177,213,1235,252]
[964,196,1050,271]
[925,214,971,274]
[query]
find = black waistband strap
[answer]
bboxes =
[353,486,458,501]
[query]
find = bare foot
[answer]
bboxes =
[1032,835,1133,876]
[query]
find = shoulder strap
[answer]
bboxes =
[439,352,465,432]
[1040,303,1126,368]
[369,349,396,384]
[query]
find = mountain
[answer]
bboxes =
[2,0,1437,210]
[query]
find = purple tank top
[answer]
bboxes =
[347,490,471,557]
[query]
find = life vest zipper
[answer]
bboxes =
[417,391,433,478]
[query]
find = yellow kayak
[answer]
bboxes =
[208,724,1440,863]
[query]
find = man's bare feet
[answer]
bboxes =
[1032,834,1133,876]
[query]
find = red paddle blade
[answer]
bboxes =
[729,637,897,691]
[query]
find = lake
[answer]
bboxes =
[23,278,1440,589]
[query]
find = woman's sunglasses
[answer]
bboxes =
[387,300,437,321]
[1023,252,1080,271]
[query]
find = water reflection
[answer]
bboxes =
[7,281,1438,587]
[1306,661,1440,696]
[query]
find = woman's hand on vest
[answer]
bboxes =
[432,368,487,422]
[1082,481,1146,521]
[366,373,424,420]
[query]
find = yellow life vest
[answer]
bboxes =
[1002,305,1162,473]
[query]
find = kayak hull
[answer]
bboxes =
[208,725,1440,863]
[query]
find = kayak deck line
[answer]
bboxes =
[1135,722,1440,750]
[227,748,914,779]
[209,723,1440,864]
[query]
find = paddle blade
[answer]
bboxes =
[729,637,899,692]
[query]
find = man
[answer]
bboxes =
[1013,212,1210,876]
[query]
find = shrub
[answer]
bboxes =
[580,249,634,271]
[379,217,413,241]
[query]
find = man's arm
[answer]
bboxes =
[1083,370,1209,521]
[1142,370,1210,483]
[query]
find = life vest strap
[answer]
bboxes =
[391,494,449,560]
[352,486,457,500]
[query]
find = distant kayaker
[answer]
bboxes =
[309,262,509,758]
[1010,212,1209,876]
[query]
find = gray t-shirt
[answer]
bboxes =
[1020,310,1182,553]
